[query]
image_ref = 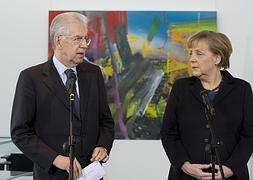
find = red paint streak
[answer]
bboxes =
[105,11,128,43]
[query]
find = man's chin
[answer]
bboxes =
[192,72,201,78]
[74,58,84,65]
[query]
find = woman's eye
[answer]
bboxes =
[197,52,203,55]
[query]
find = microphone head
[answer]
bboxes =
[200,89,216,116]
[63,141,69,153]
[200,89,208,96]
[68,73,76,82]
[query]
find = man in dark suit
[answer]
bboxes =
[11,12,114,179]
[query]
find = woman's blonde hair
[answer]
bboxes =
[188,30,233,69]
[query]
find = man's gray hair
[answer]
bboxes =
[49,12,88,49]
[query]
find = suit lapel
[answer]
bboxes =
[213,71,235,105]
[77,62,91,121]
[189,77,204,105]
[42,60,70,111]
[41,59,100,121]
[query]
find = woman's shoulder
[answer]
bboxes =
[222,70,251,88]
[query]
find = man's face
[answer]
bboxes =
[55,22,91,68]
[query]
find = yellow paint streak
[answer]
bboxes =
[145,103,157,118]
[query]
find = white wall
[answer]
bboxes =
[215,0,253,86]
[0,0,252,180]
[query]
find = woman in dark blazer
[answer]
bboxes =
[161,30,253,179]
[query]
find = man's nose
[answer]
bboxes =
[79,41,88,48]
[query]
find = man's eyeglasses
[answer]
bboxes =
[60,35,92,46]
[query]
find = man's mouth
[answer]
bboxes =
[76,52,84,56]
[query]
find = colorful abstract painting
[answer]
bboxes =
[49,11,217,139]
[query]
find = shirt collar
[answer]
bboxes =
[53,56,77,75]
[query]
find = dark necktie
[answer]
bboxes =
[65,69,80,119]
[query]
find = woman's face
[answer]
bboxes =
[189,40,221,79]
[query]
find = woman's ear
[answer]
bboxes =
[215,55,222,65]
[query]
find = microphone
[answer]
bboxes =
[200,90,215,116]
[67,73,77,97]
[62,138,80,153]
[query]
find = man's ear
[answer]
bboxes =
[54,36,63,49]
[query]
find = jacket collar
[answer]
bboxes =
[189,70,235,105]
[41,58,91,119]
[213,70,235,105]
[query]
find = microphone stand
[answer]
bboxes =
[202,92,226,180]
[68,92,75,180]
[64,70,77,180]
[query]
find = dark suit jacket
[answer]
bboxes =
[161,71,253,180]
[11,59,114,179]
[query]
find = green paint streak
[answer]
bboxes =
[147,16,161,42]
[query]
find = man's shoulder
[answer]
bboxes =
[23,61,47,71]
[21,61,48,75]
[79,59,102,72]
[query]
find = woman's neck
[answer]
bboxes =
[200,71,222,91]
